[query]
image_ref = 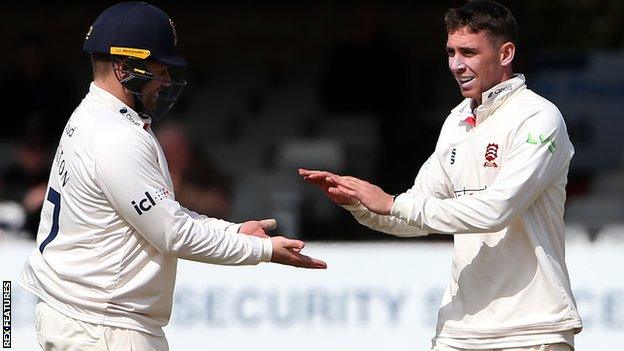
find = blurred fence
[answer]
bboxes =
[2,236,623,350]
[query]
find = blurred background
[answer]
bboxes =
[1,0,624,349]
[1,0,624,242]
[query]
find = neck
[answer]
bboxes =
[475,71,515,106]
[500,70,514,84]
[94,75,135,109]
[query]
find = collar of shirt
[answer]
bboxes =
[451,74,526,128]
[87,82,152,130]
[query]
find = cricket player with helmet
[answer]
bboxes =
[20,2,326,350]
[300,1,582,350]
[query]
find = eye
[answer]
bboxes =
[446,48,455,57]
[459,48,477,57]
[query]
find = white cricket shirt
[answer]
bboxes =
[20,83,272,336]
[345,75,582,348]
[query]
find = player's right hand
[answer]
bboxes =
[298,168,359,206]
[270,236,327,269]
[239,218,278,238]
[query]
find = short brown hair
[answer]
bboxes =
[445,0,518,47]
[90,52,112,79]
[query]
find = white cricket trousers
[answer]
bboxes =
[35,301,169,351]
[431,343,571,351]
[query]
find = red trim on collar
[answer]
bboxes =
[143,123,150,131]
[464,116,476,127]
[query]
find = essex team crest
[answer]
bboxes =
[484,143,499,168]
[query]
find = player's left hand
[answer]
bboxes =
[298,168,359,206]
[329,176,394,215]
[270,236,327,269]
[239,218,278,238]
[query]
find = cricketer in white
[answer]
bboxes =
[345,75,581,348]
[21,3,325,349]
[20,81,325,338]
[302,73,582,350]
[299,1,583,349]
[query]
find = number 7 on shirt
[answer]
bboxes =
[39,187,61,253]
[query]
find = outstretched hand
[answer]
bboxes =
[239,218,278,238]
[329,175,394,215]
[298,168,359,206]
[270,236,327,269]
[239,218,327,269]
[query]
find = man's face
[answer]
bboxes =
[446,27,505,103]
[141,61,172,112]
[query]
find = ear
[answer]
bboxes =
[112,58,130,81]
[500,42,515,67]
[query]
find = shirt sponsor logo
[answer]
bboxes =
[450,148,456,165]
[119,108,142,126]
[154,187,172,201]
[527,133,556,153]
[124,113,141,126]
[486,84,513,99]
[484,143,499,168]
[132,191,157,215]
[131,188,170,215]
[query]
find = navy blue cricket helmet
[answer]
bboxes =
[82,2,187,121]
[83,2,186,67]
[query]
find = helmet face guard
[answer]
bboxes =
[112,56,187,121]
[83,2,188,121]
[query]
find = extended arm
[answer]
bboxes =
[300,151,450,237]
[338,110,572,235]
[96,130,325,268]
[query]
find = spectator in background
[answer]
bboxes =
[155,122,232,218]
[0,135,49,238]
[0,33,77,147]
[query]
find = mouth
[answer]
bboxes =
[457,76,475,85]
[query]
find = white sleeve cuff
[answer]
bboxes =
[390,193,421,226]
[260,237,273,262]
[341,202,365,212]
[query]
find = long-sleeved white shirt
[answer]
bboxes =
[20,83,272,336]
[345,75,582,349]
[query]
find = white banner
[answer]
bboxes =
[1,239,623,350]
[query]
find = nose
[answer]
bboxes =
[449,55,466,73]
[160,70,172,88]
